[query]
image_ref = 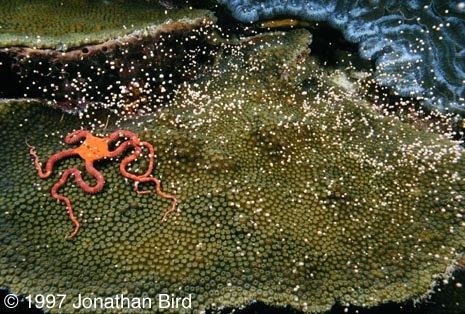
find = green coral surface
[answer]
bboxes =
[1,29,465,313]
[0,0,213,49]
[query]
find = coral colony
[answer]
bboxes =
[220,0,465,113]
[0,1,465,314]
[0,0,217,112]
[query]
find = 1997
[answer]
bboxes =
[25,294,67,309]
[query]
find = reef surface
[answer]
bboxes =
[0,0,211,49]
[1,29,465,313]
[220,0,465,114]
[0,0,218,110]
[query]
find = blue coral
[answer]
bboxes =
[221,0,465,113]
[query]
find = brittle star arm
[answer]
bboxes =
[108,139,154,179]
[116,140,178,221]
[106,130,139,146]
[118,144,145,181]
[51,162,105,238]
[65,130,91,144]
[135,176,178,221]
[128,142,155,194]
[25,138,78,178]
[106,131,155,177]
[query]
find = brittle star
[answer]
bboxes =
[25,129,177,238]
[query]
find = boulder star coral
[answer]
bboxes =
[220,0,465,114]
[1,29,465,313]
[0,0,211,49]
[0,0,217,111]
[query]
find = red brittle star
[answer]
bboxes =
[25,129,177,238]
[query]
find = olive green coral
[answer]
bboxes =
[0,0,213,49]
[1,29,465,313]
[0,1,217,110]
